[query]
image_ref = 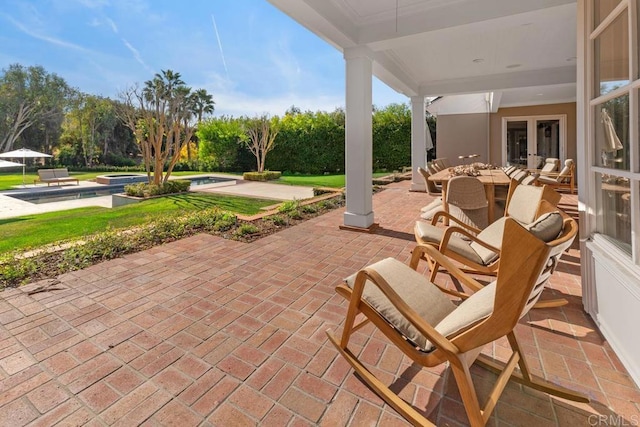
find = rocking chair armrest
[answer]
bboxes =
[411,244,486,295]
[430,211,482,234]
[440,226,502,258]
[354,267,459,354]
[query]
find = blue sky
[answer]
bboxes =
[0,0,408,117]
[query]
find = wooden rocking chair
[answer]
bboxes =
[327,218,587,426]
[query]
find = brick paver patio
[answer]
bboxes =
[1,180,639,426]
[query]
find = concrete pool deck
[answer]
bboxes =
[0,176,315,220]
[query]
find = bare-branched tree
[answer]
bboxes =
[241,115,280,173]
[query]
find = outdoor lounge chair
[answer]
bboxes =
[537,159,576,194]
[34,168,79,186]
[539,157,560,174]
[414,182,561,281]
[327,218,587,427]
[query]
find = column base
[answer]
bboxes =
[342,211,374,230]
[410,182,426,192]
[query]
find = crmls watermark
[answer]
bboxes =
[588,415,640,426]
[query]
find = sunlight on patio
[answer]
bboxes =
[0,180,638,426]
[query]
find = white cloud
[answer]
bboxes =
[105,17,118,33]
[4,14,93,53]
[213,91,343,117]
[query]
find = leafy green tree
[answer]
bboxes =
[63,92,119,166]
[197,117,245,171]
[0,64,71,153]
[372,103,411,170]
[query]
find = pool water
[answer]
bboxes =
[6,176,234,205]
[10,186,126,204]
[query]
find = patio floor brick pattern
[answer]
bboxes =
[0,180,639,425]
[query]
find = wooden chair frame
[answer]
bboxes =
[328,220,588,426]
[537,163,576,194]
[416,181,560,280]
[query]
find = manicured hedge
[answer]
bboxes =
[197,104,435,174]
[242,171,282,181]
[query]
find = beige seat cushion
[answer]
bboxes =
[421,198,442,213]
[345,258,456,350]
[346,258,498,352]
[414,222,485,265]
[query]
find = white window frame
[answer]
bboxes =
[501,115,567,167]
[586,0,640,266]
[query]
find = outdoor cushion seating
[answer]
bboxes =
[328,218,587,427]
[34,168,79,186]
[520,173,539,185]
[540,157,560,174]
[414,182,562,281]
[537,159,576,194]
[502,165,517,175]
[509,168,529,183]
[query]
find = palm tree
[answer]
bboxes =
[191,88,215,123]
[188,89,215,160]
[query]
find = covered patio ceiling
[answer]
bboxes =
[268,0,577,108]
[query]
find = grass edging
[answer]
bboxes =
[0,191,346,290]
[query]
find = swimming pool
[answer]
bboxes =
[6,176,235,205]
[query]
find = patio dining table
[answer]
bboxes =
[428,168,511,224]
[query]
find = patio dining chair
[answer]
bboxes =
[414,182,561,281]
[444,175,490,230]
[328,218,587,427]
[417,167,443,220]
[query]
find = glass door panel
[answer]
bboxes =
[506,121,528,167]
[534,119,561,169]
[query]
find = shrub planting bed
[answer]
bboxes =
[0,193,346,289]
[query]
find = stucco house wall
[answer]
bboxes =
[435,113,489,165]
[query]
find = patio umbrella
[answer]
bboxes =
[0,159,24,168]
[0,148,53,186]
[602,108,623,152]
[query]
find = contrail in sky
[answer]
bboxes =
[211,13,230,81]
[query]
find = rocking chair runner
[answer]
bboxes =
[327,219,587,426]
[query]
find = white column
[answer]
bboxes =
[343,48,374,228]
[410,96,427,192]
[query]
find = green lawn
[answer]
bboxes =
[0,193,278,253]
[277,172,390,188]
[0,171,392,190]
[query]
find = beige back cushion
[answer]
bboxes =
[432,281,496,350]
[345,258,456,350]
[506,185,544,224]
[558,159,574,181]
[38,169,56,180]
[542,158,560,173]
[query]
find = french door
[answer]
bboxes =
[502,115,566,169]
